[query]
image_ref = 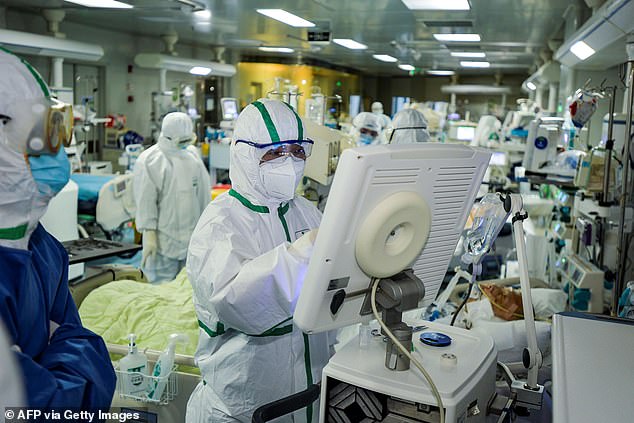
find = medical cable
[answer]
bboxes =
[450,271,476,326]
[370,278,445,423]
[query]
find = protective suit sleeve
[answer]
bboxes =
[189,222,313,335]
[133,156,159,232]
[13,324,116,409]
[0,258,115,408]
[197,161,212,211]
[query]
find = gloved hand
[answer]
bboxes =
[288,229,318,260]
[142,230,158,267]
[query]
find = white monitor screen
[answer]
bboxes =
[489,152,508,166]
[294,143,491,333]
[457,126,476,140]
[221,98,238,120]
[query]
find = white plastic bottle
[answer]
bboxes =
[146,334,188,401]
[119,333,148,396]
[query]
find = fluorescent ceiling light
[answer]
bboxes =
[399,64,415,71]
[450,51,485,58]
[402,0,470,10]
[194,9,212,19]
[258,47,294,53]
[64,0,133,8]
[427,70,455,76]
[373,54,398,62]
[570,41,595,60]
[433,33,481,42]
[256,9,315,27]
[189,66,211,76]
[460,61,490,68]
[526,81,537,91]
[332,38,367,50]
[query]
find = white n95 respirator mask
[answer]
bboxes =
[260,156,305,202]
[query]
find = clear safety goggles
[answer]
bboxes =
[235,139,314,163]
[359,127,379,138]
[1,96,73,156]
[165,133,197,149]
[388,126,427,143]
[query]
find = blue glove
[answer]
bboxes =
[28,147,71,195]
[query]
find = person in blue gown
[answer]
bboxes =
[0,48,116,409]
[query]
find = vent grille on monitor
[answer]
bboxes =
[371,167,421,185]
[413,165,478,305]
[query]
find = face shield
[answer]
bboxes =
[387,125,428,143]
[1,96,73,156]
[235,139,314,164]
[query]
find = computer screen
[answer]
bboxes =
[294,143,491,333]
[456,126,476,141]
[221,98,239,120]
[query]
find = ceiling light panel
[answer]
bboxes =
[451,51,485,58]
[332,39,368,50]
[402,0,470,10]
[258,47,294,53]
[398,64,415,71]
[190,66,212,76]
[64,0,133,8]
[460,61,490,68]
[256,9,315,27]
[434,33,480,42]
[570,41,595,60]
[373,54,398,62]
[427,70,455,76]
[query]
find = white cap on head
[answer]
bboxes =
[371,101,383,114]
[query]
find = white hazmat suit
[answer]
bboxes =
[388,108,431,144]
[371,101,392,129]
[186,99,335,423]
[133,112,211,283]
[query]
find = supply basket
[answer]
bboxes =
[115,366,178,405]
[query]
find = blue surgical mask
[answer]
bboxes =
[28,147,71,196]
[359,133,375,145]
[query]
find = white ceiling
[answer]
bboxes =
[1,0,576,75]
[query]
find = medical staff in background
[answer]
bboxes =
[0,48,115,409]
[388,108,431,144]
[186,99,336,422]
[371,101,392,129]
[352,112,385,146]
[133,112,211,283]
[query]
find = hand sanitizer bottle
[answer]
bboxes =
[119,333,148,397]
[146,334,188,401]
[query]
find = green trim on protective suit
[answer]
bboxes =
[229,189,269,213]
[0,47,50,97]
[0,224,28,240]
[303,333,314,422]
[199,317,293,338]
[277,202,291,242]
[252,101,281,142]
[282,102,304,140]
[198,320,226,337]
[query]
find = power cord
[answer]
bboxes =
[450,271,476,326]
[370,278,445,423]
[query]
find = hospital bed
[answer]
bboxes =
[76,268,201,423]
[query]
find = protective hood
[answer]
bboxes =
[352,112,385,145]
[371,101,384,115]
[390,108,430,144]
[230,99,307,207]
[0,48,53,249]
[157,112,195,153]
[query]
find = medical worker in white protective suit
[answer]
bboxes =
[352,112,384,146]
[186,99,336,423]
[387,108,430,144]
[134,112,211,283]
[371,101,392,129]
